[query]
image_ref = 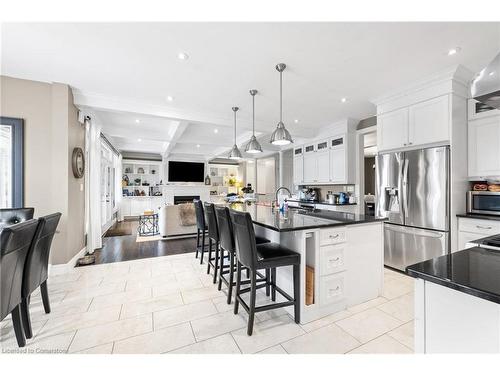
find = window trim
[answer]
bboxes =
[1,117,24,208]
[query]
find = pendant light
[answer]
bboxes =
[228,106,242,159]
[270,63,293,146]
[245,89,263,153]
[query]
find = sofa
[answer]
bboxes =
[158,204,197,238]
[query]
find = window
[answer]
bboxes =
[0,117,24,208]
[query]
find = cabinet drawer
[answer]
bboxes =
[320,274,345,306]
[458,218,500,235]
[320,244,345,276]
[320,227,346,246]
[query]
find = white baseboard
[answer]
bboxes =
[49,246,87,276]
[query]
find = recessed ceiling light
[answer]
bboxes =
[214,129,218,134]
[135,119,140,123]
[489,71,496,77]
[196,144,200,148]
[137,138,142,142]
[294,119,299,124]
[177,52,189,60]
[166,96,174,102]
[341,98,347,103]
[447,47,461,56]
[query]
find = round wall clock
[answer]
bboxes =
[72,147,85,178]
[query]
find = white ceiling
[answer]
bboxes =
[2,22,500,157]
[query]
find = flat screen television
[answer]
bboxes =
[168,161,205,182]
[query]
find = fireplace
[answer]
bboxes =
[174,195,200,205]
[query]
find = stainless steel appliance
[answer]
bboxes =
[467,191,500,216]
[376,146,450,271]
[299,188,320,202]
[471,51,500,110]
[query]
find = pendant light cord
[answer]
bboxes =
[280,70,283,123]
[234,110,237,144]
[252,94,255,136]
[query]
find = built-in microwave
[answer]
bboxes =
[467,191,500,216]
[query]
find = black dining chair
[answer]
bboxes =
[0,219,39,347]
[20,212,62,338]
[194,200,208,264]
[215,206,270,303]
[229,209,300,336]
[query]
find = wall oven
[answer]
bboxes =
[467,191,500,216]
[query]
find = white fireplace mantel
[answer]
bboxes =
[161,184,211,204]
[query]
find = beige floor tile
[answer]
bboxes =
[257,344,288,354]
[336,308,403,343]
[212,295,233,313]
[48,272,82,284]
[231,315,305,354]
[124,274,177,291]
[387,321,414,349]
[348,296,389,314]
[37,305,121,338]
[100,270,153,287]
[69,314,153,352]
[29,297,93,323]
[282,323,360,354]
[1,319,48,349]
[191,310,247,341]
[74,343,114,354]
[113,322,195,354]
[63,281,126,301]
[381,277,414,300]
[349,334,412,354]
[377,293,414,323]
[154,300,218,330]
[169,333,241,354]
[300,309,353,332]
[152,279,204,297]
[120,292,184,319]
[46,278,103,294]
[181,286,226,304]
[89,288,152,311]
[1,331,76,354]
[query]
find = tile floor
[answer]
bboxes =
[0,252,415,354]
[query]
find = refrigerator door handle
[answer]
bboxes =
[402,158,409,219]
[385,224,445,239]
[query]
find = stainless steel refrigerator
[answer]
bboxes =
[375,146,449,271]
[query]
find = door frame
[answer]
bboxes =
[355,125,377,214]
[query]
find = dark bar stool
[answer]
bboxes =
[204,202,226,284]
[215,206,270,303]
[20,213,61,339]
[193,200,208,264]
[229,209,300,336]
[0,219,39,347]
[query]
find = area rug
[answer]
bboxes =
[136,234,163,243]
[104,227,132,237]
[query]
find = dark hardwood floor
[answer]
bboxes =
[82,220,197,266]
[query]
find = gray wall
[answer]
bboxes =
[364,156,376,195]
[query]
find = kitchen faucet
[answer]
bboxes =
[273,186,292,208]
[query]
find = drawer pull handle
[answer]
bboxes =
[476,225,492,230]
[329,257,340,262]
[329,234,340,239]
[329,286,341,293]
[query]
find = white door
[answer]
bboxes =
[377,107,408,151]
[468,116,500,178]
[409,95,450,147]
[293,156,304,185]
[303,154,317,183]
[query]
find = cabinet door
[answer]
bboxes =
[409,95,450,147]
[293,156,304,185]
[316,151,330,182]
[457,231,486,252]
[330,146,345,183]
[303,154,317,183]
[468,116,500,178]
[377,108,408,151]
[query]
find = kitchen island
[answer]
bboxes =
[228,204,385,323]
[407,247,500,353]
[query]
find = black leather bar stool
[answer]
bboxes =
[21,213,61,338]
[193,200,208,264]
[0,219,39,347]
[229,209,300,336]
[204,202,226,284]
[215,206,270,303]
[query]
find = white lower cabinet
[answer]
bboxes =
[457,217,500,250]
[319,273,345,306]
[320,244,345,276]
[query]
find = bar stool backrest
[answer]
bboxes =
[229,209,258,269]
[204,202,219,242]
[193,200,206,231]
[215,206,234,253]
[22,212,62,298]
[0,219,39,320]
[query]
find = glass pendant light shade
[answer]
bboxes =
[270,63,293,146]
[245,89,263,153]
[228,106,242,160]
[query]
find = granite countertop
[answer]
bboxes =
[225,203,384,232]
[287,199,357,206]
[406,247,500,304]
[456,213,500,221]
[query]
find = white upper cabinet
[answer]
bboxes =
[377,107,408,151]
[330,136,346,183]
[303,152,317,183]
[409,95,450,147]
[468,115,500,178]
[293,146,304,185]
[378,95,451,152]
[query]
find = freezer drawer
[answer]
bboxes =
[384,223,448,271]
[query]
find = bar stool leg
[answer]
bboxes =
[293,264,300,324]
[213,241,220,284]
[217,246,224,290]
[41,281,51,314]
[20,296,33,339]
[206,238,212,274]
[226,251,235,304]
[11,304,26,347]
[234,261,242,314]
[271,268,277,302]
[265,269,270,297]
[195,229,200,258]
[200,231,206,264]
[247,270,257,336]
